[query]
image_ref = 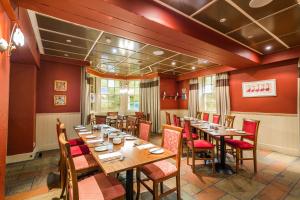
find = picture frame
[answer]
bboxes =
[54,95,67,106]
[242,79,276,97]
[54,80,67,91]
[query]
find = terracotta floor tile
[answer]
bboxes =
[194,186,226,200]
[254,181,290,200]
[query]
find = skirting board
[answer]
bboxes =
[6,147,38,164]
[258,143,300,157]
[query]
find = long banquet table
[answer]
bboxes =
[74,125,175,200]
[189,119,251,174]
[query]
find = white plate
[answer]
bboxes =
[86,135,96,139]
[95,146,108,152]
[236,130,246,134]
[149,148,164,154]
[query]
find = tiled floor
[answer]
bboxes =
[5,136,300,200]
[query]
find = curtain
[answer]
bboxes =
[188,78,199,117]
[140,77,161,133]
[80,67,90,125]
[216,72,231,124]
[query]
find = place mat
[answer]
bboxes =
[74,127,86,130]
[99,151,122,161]
[226,128,237,131]
[137,143,155,150]
[78,129,88,132]
[78,131,92,135]
[86,139,103,144]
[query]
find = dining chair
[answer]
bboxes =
[56,119,84,147]
[173,114,177,126]
[146,113,151,121]
[95,115,107,124]
[196,112,202,120]
[135,112,146,120]
[165,112,171,125]
[223,115,235,128]
[176,116,182,127]
[86,113,96,125]
[125,116,138,135]
[138,120,152,141]
[185,120,215,173]
[202,112,209,121]
[212,114,221,124]
[107,112,118,127]
[136,124,183,200]
[59,133,125,200]
[225,119,260,173]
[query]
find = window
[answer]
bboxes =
[203,75,216,112]
[128,80,140,111]
[100,79,120,111]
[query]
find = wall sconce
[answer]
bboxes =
[0,38,9,52]
[0,23,25,55]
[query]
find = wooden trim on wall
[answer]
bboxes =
[231,111,298,117]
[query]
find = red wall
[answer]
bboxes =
[160,78,178,109]
[0,4,10,199]
[230,61,298,114]
[37,60,82,113]
[8,63,37,155]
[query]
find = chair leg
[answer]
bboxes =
[236,149,240,173]
[136,169,141,200]
[211,149,215,174]
[176,174,181,200]
[216,140,219,160]
[153,182,159,200]
[240,150,243,165]
[160,182,163,194]
[187,147,190,165]
[192,150,195,173]
[253,149,257,173]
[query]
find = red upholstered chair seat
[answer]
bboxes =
[225,139,254,149]
[70,173,125,200]
[183,132,199,139]
[68,138,84,146]
[187,140,214,149]
[70,145,90,157]
[73,154,98,171]
[141,160,177,181]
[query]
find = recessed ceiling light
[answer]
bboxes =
[66,39,72,43]
[64,53,69,57]
[203,60,209,64]
[105,37,112,44]
[219,18,227,23]
[247,35,254,39]
[171,61,176,66]
[249,0,273,8]
[192,66,196,70]
[112,48,117,54]
[265,45,272,50]
[153,50,164,56]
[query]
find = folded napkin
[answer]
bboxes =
[137,143,155,150]
[75,127,86,130]
[86,139,103,144]
[99,151,122,161]
[226,128,237,131]
[78,131,92,135]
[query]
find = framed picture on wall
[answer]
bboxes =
[54,80,67,91]
[242,79,276,97]
[54,95,67,106]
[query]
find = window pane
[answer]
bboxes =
[129,81,134,87]
[114,80,120,87]
[101,79,107,87]
[108,80,115,87]
[101,87,108,94]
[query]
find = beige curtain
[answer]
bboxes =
[216,72,231,124]
[81,67,90,125]
[140,77,161,133]
[188,78,199,117]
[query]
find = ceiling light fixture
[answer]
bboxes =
[265,45,272,51]
[64,53,69,56]
[66,39,72,43]
[219,18,227,23]
[203,60,209,64]
[171,61,176,66]
[247,35,254,39]
[192,66,196,70]
[249,0,273,8]
[153,50,164,56]
[112,48,117,54]
[105,37,112,44]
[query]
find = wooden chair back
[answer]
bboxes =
[146,113,151,121]
[138,120,152,141]
[196,112,202,120]
[87,113,96,125]
[161,124,183,170]
[126,116,138,134]
[224,115,235,128]
[183,120,193,141]
[135,112,146,120]
[173,114,177,126]
[95,115,106,124]
[165,112,171,125]
[212,114,221,124]
[59,133,79,200]
[176,116,182,127]
[202,112,209,121]
[242,119,260,145]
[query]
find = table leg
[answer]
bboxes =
[215,136,234,174]
[126,169,134,200]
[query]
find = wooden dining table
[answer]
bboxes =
[74,126,175,200]
[191,120,251,174]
